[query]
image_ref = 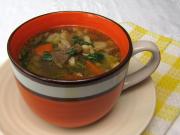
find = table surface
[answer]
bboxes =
[0,0,180,135]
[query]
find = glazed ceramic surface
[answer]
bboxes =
[0,58,156,135]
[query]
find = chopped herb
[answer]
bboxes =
[42,52,53,61]
[76,62,85,69]
[86,52,104,62]
[67,62,85,72]
[72,36,92,45]
[83,41,92,45]
[52,44,60,51]
[66,48,77,56]
[19,48,30,67]
[52,43,58,49]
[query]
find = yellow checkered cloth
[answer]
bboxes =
[121,22,180,135]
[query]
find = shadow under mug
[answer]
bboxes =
[7,11,160,128]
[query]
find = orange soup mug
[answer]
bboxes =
[7,11,160,128]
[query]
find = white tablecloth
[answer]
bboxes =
[0,0,180,134]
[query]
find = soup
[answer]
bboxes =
[19,26,121,80]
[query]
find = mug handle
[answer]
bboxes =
[123,40,160,90]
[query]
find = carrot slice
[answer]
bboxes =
[35,43,53,56]
[85,60,104,75]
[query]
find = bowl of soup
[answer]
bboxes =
[7,11,133,128]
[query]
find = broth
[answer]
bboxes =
[19,26,121,80]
